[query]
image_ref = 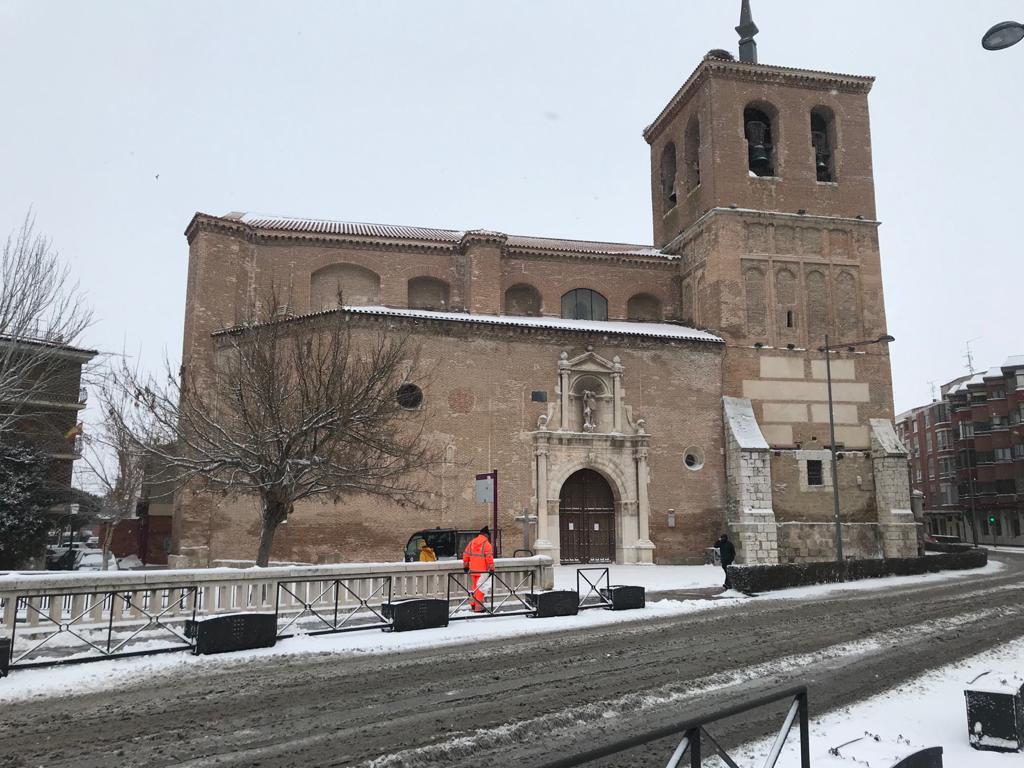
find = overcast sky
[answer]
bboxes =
[1,1,1021,413]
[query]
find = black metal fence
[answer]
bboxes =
[536,686,810,768]
[7,587,198,669]
[275,576,393,638]
[576,567,613,610]
[446,570,535,620]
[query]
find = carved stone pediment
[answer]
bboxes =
[559,349,619,375]
[538,348,641,437]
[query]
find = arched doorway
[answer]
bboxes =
[559,469,615,563]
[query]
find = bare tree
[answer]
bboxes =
[115,301,439,566]
[77,366,161,570]
[0,214,93,441]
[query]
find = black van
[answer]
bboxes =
[403,528,479,562]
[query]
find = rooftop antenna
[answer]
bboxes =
[737,0,759,63]
[964,338,980,375]
[928,381,937,402]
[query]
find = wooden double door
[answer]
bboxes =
[559,469,615,564]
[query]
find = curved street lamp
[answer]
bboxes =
[818,334,896,566]
[983,21,1024,50]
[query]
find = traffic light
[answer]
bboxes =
[988,515,997,525]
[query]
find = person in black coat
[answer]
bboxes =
[715,533,736,589]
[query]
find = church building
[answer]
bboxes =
[174,6,914,567]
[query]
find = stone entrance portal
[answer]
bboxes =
[531,348,655,565]
[558,469,615,563]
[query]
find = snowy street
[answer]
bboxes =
[1,553,1022,767]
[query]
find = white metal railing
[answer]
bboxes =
[0,557,553,666]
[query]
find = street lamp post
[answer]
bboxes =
[819,334,895,565]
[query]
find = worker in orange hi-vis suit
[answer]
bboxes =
[462,526,495,613]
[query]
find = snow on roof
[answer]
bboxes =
[723,396,770,450]
[339,306,724,343]
[238,213,464,243]
[1002,354,1024,369]
[870,419,906,456]
[231,212,667,258]
[982,366,1005,380]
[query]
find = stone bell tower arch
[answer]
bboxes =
[532,348,655,564]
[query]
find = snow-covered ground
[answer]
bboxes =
[554,560,1005,597]
[0,561,1004,704]
[730,637,1024,766]
[553,563,725,592]
[0,596,737,702]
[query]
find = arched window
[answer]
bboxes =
[408,277,450,311]
[626,293,663,322]
[744,104,776,177]
[504,283,542,316]
[561,289,608,321]
[744,267,767,337]
[835,271,860,337]
[806,270,829,340]
[310,263,380,309]
[660,142,678,210]
[811,107,836,182]
[776,268,797,332]
[684,115,701,191]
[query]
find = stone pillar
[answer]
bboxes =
[558,353,571,431]
[722,397,780,565]
[460,231,507,315]
[870,419,917,558]
[533,437,554,560]
[634,445,655,563]
[612,356,624,434]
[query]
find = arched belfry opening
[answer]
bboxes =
[558,470,616,564]
[744,104,776,177]
[531,348,655,564]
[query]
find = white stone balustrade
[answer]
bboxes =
[0,556,554,640]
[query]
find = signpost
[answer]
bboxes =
[475,470,499,557]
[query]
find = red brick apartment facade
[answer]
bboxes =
[897,356,1024,546]
[174,52,914,567]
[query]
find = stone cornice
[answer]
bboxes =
[184,212,253,244]
[186,212,678,267]
[212,308,725,349]
[662,207,881,256]
[643,57,875,144]
[505,246,677,270]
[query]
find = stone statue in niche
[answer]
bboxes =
[582,390,598,432]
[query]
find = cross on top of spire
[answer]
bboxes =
[736,0,759,64]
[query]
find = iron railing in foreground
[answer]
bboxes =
[537,685,810,768]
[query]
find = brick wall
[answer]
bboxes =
[174,314,726,565]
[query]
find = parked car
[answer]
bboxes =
[403,528,482,562]
[77,552,119,571]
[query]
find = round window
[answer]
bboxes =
[396,383,423,410]
[684,447,705,471]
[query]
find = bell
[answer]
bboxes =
[746,120,771,172]
[749,144,771,170]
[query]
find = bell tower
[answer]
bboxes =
[643,3,911,565]
[643,0,887,363]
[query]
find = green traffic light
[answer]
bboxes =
[988,516,997,525]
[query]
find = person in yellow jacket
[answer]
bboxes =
[462,526,495,613]
[417,539,437,562]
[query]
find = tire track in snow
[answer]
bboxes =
[364,606,1021,767]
